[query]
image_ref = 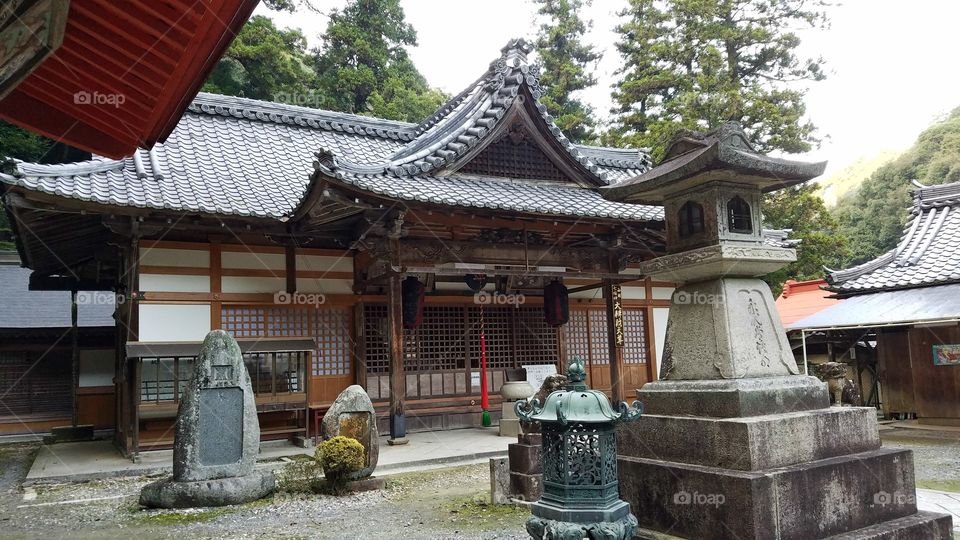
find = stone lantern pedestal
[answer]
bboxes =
[603,123,952,539]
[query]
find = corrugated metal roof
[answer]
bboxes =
[0,266,115,329]
[787,283,960,331]
[775,279,840,327]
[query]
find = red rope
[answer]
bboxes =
[479,303,489,411]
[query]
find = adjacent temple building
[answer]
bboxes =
[2,40,679,453]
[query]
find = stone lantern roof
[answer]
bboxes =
[602,122,827,204]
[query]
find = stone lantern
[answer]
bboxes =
[516,358,643,540]
[601,123,952,538]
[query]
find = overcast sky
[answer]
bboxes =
[261,0,960,175]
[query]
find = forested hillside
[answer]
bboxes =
[833,107,960,265]
[817,149,901,207]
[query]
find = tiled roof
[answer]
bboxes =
[826,180,960,294]
[0,264,115,329]
[0,40,656,223]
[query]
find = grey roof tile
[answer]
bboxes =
[1,40,657,223]
[827,181,960,294]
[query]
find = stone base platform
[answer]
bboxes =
[140,470,275,509]
[526,513,638,540]
[618,406,881,471]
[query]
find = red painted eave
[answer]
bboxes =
[0,0,258,159]
[775,278,840,328]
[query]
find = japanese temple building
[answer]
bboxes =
[2,40,790,454]
[791,180,960,424]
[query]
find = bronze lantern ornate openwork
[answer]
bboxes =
[516,358,643,539]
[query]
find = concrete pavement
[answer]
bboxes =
[25,426,511,485]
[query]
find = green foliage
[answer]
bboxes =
[317,436,365,492]
[762,183,849,295]
[607,0,827,160]
[202,15,316,102]
[533,0,601,143]
[312,0,445,121]
[816,150,902,208]
[275,456,324,493]
[833,107,960,265]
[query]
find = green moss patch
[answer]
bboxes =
[916,479,960,493]
[132,507,233,526]
[441,493,529,531]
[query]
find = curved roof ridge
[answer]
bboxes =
[12,157,126,177]
[914,179,960,210]
[325,38,638,184]
[827,249,897,285]
[189,92,417,141]
[575,144,653,169]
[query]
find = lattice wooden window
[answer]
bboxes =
[314,308,353,377]
[622,309,649,364]
[458,134,569,182]
[267,307,310,337]
[588,309,610,365]
[565,310,591,362]
[140,356,193,403]
[221,306,266,338]
[407,306,466,371]
[515,307,560,366]
[467,306,513,369]
[363,304,390,375]
[0,352,72,418]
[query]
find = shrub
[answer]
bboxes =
[316,436,365,494]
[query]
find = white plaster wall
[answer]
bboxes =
[621,286,646,300]
[297,278,353,294]
[139,274,210,293]
[221,252,285,270]
[138,304,211,341]
[79,348,114,387]
[296,254,352,272]
[222,276,285,293]
[139,247,209,267]
[652,286,675,300]
[653,307,670,375]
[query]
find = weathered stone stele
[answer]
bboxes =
[321,384,379,479]
[140,330,274,508]
[174,329,259,481]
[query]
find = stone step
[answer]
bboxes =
[822,510,953,539]
[619,447,921,539]
[618,406,880,471]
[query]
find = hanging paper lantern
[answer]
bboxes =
[464,273,487,292]
[544,280,569,326]
[402,276,425,329]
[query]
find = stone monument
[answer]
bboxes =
[498,375,535,438]
[603,123,953,539]
[140,330,275,508]
[321,384,379,479]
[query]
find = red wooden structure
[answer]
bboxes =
[0,0,257,158]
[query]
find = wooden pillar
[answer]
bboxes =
[387,234,408,444]
[603,280,624,404]
[71,289,80,427]
[209,242,222,330]
[285,243,297,295]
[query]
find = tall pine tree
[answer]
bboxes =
[312,0,445,121]
[533,0,601,143]
[608,0,827,160]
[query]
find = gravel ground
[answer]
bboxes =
[880,427,960,492]
[0,428,956,539]
[0,458,528,540]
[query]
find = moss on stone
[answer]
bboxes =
[132,507,232,526]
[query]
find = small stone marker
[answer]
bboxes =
[140,330,275,508]
[321,385,379,479]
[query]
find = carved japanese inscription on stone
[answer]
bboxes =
[198,387,244,467]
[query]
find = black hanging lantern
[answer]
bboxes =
[401,276,425,329]
[516,358,643,539]
[464,273,487,292]
[543,280,569,326]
